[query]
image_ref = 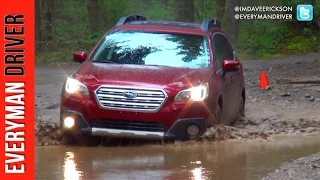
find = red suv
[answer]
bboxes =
[60,15,245,141]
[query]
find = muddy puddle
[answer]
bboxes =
[36,134,320,180]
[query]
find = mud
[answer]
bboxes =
[35,120,62,146]
[35,53,320,146]
[262,153,320,180]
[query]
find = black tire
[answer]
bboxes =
[238,96,245,118]
[215,104,222,124]
[206,103,222,126]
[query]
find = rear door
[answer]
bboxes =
[212,33,239,123]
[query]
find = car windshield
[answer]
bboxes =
[91,31,210,68]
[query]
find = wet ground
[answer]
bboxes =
[262,152,320,180]
[35,53,320,179]
[35,53,320,145]
[36,134,320,180]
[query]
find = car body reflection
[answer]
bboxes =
[63,151,83,180]
[61,145,247,180]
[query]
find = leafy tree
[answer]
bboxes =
[173,0,194,22]
[35,0,320,63]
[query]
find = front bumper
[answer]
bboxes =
[60,109,206,141]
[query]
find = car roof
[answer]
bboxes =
[127,20,200,28]
[114,17,222,35]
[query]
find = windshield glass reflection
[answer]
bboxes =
[92,31,210,68]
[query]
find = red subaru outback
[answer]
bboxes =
[60,15,245,141]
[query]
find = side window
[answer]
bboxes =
[221,36,234,60]
[212,34,224,70]
[212,34,235,70]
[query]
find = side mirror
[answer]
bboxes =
[222,60,240,71]
[73,51,87,63]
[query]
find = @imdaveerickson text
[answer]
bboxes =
[234,5,293,20]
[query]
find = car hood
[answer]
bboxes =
[73,61,212,89]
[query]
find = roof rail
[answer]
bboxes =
[200,19,221,32]
[115,15,147,26]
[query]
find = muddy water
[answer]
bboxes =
[36,135,320,180]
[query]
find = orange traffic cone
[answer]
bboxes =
[259,71,269,89]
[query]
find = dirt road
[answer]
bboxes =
[35,53,320,145]
[262,152,320,180]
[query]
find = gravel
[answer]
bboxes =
[262,153,320,180]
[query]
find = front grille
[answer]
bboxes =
[94,86,167,112]
[90,119,168,132]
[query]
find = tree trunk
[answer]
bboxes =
[87,0,102,32]
[216,0,226,21]
[173,0,194,22]
[223,0,240,46]
[276,78,320,84]
[35,0,41,42]
[40,0,53,41]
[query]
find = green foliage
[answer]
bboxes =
[237,2,320,60]
[36,0,320,63]
[287,36,310,54]
[126,0,175,20]
[193,0,216,22]
[36,51,71,64]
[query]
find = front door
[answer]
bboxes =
[212,33,239,124]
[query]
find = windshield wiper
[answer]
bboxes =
[146,64,170,67]
[93,60,118,64]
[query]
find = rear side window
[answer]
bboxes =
[212,34,234,70]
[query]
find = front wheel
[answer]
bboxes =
[215,104,222,124]
[206,103,222,126]
[238,96,245,118]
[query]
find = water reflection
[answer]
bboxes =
[63,151,82,180]
[36,135,320,180]
[191,167,204,180]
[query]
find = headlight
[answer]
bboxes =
[65,78,89,96]
[174,83,209,102]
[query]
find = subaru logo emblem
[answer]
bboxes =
[123,91,137,98]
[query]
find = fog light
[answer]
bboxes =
[187,124,200,136]
[64,117,75,129]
